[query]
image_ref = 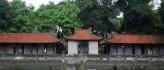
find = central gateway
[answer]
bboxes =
[66,29,100,55]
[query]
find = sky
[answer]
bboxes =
[151,0,161,10]
[7,0,161,10]
[7,0,64,9]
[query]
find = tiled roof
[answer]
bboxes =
[65,29,101,41]
[108,34,164,44]
[0,33,59,43]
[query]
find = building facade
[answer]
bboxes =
[0,29,164,58]
[65,29,101,55]
[105,34,164,57]
[0,33,60,56]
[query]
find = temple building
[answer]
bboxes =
[65,29,101,55]
[0,29,164,58]
[0,33,60,55]
[105,34,164,57]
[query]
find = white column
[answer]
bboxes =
[88,41,98,55]
[67,41,78,55]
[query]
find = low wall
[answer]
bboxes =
[0,59,164,70]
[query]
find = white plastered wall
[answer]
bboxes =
[67,41,78,55]
[88,41,98,55]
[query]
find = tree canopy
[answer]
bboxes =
[0,0,12,32]
[9,0,34,32]
[159,0,164,33]
[34,1,82,35]
[115,0,159,34]
[76,0,120,33]
[6,0,82,36]
[0,0,163,35]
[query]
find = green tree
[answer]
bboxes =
[159,0,164,33]
[33,1,82,35]
[76,0,120,37]
[116,0,158,34]
[9,0,34,32]
[0,0,12,32]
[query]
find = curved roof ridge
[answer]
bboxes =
[65,29,101,41]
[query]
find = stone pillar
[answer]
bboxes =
[88,41,98,55]
[67,41,78,55]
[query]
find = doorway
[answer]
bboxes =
[78,41,88,55]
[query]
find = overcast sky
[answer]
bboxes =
[7,0,64,9]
